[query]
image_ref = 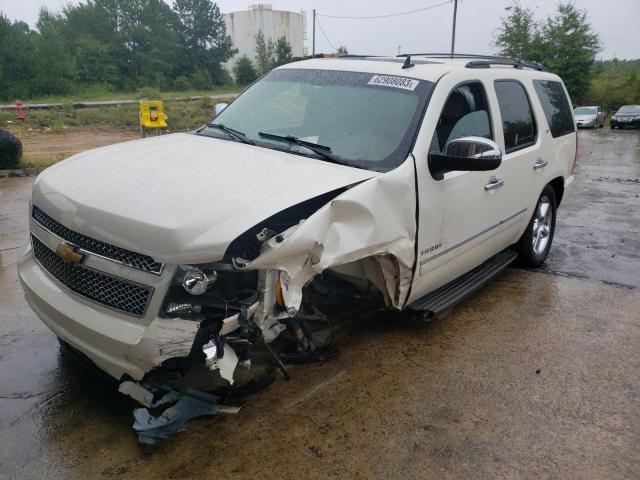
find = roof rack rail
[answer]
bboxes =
[396,53,547,71]
[465,58,547,72]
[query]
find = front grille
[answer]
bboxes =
[31,206,163,274]
[31,235,153,317]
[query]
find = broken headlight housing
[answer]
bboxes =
[182,266,218,295]
[161,264,258,319]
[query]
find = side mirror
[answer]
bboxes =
[213,102,228,118]
[429,136,502,179]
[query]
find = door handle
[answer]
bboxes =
[484,177,504,191]
[533,158,548,170]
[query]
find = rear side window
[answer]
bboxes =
[494,80,537,152]
[533,80,575,138]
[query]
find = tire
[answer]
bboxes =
[516,185,557,268]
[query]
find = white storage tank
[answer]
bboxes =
[224,4,307,76]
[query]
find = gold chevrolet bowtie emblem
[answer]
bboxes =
[55,243,84,264]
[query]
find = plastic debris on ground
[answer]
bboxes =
[131,387,240,445]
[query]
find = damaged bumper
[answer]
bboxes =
[18,244,201,380]
[19,155,418,386]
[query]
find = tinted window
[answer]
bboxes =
[434,82,492,152]
[494,81,537,152]
[533,80,575,138]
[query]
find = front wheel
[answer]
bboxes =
[516,185,557,267]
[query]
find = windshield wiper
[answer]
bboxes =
[207,123,255,145]
[258,132,346,165]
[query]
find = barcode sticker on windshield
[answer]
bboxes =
[368,75,419,91]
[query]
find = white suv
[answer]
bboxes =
[18,54,576,388]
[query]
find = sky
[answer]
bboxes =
[2,0,639,60]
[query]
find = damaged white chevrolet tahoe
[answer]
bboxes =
[18,55,577,399]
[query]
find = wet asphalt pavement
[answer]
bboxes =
[0,129,639,479]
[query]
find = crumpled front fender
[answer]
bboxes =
[242,156,417,311]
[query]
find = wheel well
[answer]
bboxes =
[549,177,564,207]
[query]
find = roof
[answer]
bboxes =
[279,55,558,83]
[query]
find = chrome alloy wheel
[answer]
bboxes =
[532,195,552,255]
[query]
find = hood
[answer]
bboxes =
[575,114,596,121]
[32,133,377,263]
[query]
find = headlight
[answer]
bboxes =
[612,115,618,120]
[182,266,218,295]
[161,263,258,319]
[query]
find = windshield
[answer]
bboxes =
[199,68,433,172]
[617,105,640,114]
[574,107,597,115]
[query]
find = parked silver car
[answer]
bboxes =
[574,106,605,128]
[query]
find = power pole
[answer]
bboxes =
[450,0,458,58]
[312,9,316,57]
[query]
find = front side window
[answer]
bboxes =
[533,80,575,138]
[199,69,433,172]
[495,80,537,152]
[432,81,492,153]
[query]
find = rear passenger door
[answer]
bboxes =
[489,79,541,247]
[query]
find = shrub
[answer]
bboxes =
[233,55,258,85]
[136,86,162,100]
[190,67,214,91]
[173,76,192,91]
[0,128,23,169]
[219,68,234,86]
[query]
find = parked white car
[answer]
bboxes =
[18,54,576,393]
[574,105,605,128]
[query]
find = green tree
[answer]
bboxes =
[254,30,275,74]
[60,2,127,88]
[0,15,40,100]
[90,0,182,88]
[173,0,235,84]
[233,55,258,84]
[337,45,348,55]
[275,36,292,66]
[540,3,601,101]
[33,8,76,96]
[587,58,640,112]
[494,3,543,61]
[190,66,214,90]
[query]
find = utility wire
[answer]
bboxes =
[316,17,338,52]
[317,0,452,20]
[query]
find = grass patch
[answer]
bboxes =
[1,96,236,133]
[5,85,243,105]
[19,154,67,169]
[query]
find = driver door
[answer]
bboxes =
[409,77,510,301]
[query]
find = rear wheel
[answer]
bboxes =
[516,185,557,267]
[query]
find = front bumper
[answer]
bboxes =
[576,119,597,128]
[611,118,640,128]
[18,243,199,380]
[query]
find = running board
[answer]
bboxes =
[407,249,518,318]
